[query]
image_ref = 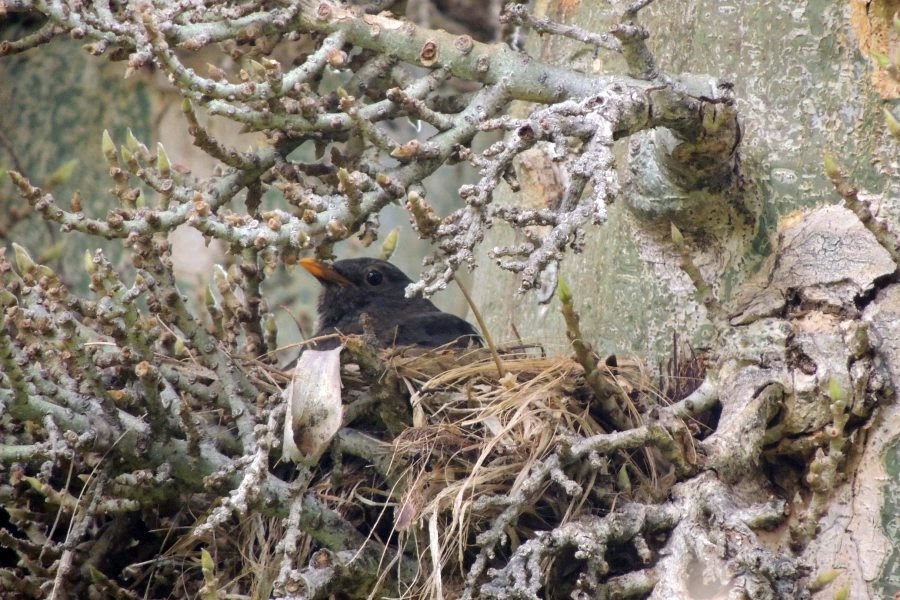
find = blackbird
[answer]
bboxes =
[299,257,482,349]
[284,258,481,462]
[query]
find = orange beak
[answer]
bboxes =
[298,258,353,286]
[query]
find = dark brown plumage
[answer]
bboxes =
[299,257,482,349]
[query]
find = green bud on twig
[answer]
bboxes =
[337,167,356,197]
[174,336,188,358]
[670,222,684,248]
[380,227,400,260]
[201,548,214,573]
[47,159,78,188]
[200,548,218,600]
[884,107,900,141]
[206,63,226,80]
[0,289,16,308]
[120,146,136,170]
[102,129,118,165]
[157,143,171,178]
[12,243,35,274]
[84,250,96,275]
[213,264,229,292]
[557,276,572,305]
[249,59,266,77]
[823,152,841,180]
[617,464,632,494]
[205,285,217,309]
[827,377,845,401]
[872,52,891,69]
[125,128,148,156]
[808,569,842,592]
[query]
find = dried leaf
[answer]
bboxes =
[282,347,344,462]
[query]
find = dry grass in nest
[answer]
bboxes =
[152,344,679,599]
[325,347,660,598]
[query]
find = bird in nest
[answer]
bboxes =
[283,258,481,463]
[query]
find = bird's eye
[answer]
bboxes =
[365,270,383,286]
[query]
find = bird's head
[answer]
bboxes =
[299,257,420,328]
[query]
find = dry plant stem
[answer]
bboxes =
[151,17,345,104]
[153,258,258,449]
[343,393,379,424]
[274,481,309,597]
[49,475,105,600]
[462,453,566,598]
[8,81,514,263]
[0,1,748,596]
[623,0,658,17]
[0,527,49,576]
[385,86,453,131]
[201,65,444,136]
[646,472,794,598]
[431,74,737,293]
[83,567,138,598]
[8,150,280,239]
[239,248,265,355]
[566,378,716,467]
[271,463,406,600]
[133,361,173,434]
[559,289,634,431]
[290,1,607,103]
[159,363,222,402]
[453,276,505,377]
[675,246,718,312]
[50,550,76,599]
[0,129,26,177]
[604,567,659,599]
[0,443,55,463]
[281,548,389,600]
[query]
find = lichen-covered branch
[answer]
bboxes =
[0,2,810,598]
[6,0,737,296]
[0,238,410,596]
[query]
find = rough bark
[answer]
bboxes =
[1,0,898,598]
[471,0,900,597]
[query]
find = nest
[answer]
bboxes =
[286,344,683,599]
[0,335,704,600]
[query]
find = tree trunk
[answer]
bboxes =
[2,1,898,598]
[473,1,899,597]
